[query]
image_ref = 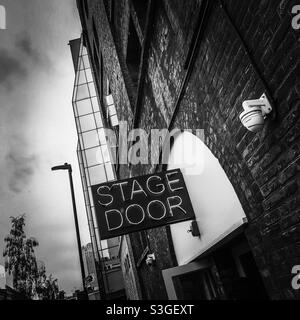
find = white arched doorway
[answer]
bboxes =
[166,131,247,265]
[162,132,270,300]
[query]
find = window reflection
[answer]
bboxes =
[76,99,93,116]
[88,164,107,185]
[79,113,96,132]
[73,38,118,273]
[77,70,86,85]
[77,84,90,100]
[82,130,99,149]
[79,58,84,70]
[88,82,96,97]
[85,68,93,82]
[82,55,90,69]
[97,128,106,145]
[94,112,103,128]
[91,97,99,111]
[102,145,110,163]
[85,146,103,166]
[105,163,114,181]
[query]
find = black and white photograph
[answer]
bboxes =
[0,0,300,307]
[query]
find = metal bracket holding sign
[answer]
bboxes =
[91,169,196,240]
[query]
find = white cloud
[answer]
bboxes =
[0,0,87,294]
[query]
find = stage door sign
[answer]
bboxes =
[91,169,195,240]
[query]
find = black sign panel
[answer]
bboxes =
[91,169,195,240]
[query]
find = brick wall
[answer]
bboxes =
[82,0,300,299]
[119,235,142,300]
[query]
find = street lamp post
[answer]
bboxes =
[51,163,87,299]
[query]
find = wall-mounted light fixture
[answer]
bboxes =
[240,93,272,133]
[146,253,156,267]
[187,220,200,238]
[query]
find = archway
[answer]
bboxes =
[163,131,268,300]
[167,131,247,264]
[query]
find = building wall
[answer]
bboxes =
[107,237,120,258]
[119,235,142,300]
[82,243,98,290]
[78,0,300,300]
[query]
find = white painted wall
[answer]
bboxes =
[167,132,246,265]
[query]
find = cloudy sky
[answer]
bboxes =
[0,0,90,294]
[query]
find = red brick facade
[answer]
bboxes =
[77,0,300,299]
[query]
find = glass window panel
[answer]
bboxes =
[85,68,93,82]
[91,97,99,112]
[88,187,94,205]
[95,112,103,128]
[91,207,97,226]
[101,240,108,250]
[82,46,87,55]
[105,94,114,106]
[78,58,84,70]
[77,70,86,85]
[99,248,110,259]
[97,128,106,145]
[101,145,110,163]
[76,84,90,100]
[76,99,93,116]
[85,147,103,166]
[108,104,116,116]
[79,114,96,132]
[82,130,99,149]
[95,228,101,249]
[88,164,107,185]
[88,82,96,97]
[108,132,117,147]
[110,115,119,127]
[105,163,115,181]
[110,146,117,165]
[82,55,90,68]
